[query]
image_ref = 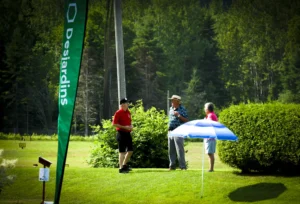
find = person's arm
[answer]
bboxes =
[177,108,188,122]
[177,114,188,122]
[113,124,132,131]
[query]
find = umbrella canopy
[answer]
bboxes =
[168,119,237,198]
[168,119,238,141]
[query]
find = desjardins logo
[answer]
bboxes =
[59,3,77,106]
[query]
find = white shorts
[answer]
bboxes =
[205,139,216,154]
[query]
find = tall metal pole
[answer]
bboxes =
[167,90,170,115]
[114,0,126,103]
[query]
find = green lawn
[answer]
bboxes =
[0,140,300,204]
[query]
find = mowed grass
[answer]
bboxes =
[0,140,92,168]
[0,140,300,204]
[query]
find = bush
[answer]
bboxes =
[278,90,300,104]
[218,103,300,174]
[0,149,17,194]
[88,101,169,168]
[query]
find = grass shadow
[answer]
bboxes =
[228,182,287,202]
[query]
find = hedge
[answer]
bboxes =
[218,103,300,174]
[88,101,170,168]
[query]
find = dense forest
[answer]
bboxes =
[0,0,299,135]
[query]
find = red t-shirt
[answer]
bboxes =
[206,112,218,122]
[112,108,132,132]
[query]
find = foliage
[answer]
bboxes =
[278,90,300,104]
[0,132,96,141]
[1,0,300,136]
[74,1,106,136]
[0,149,17,194]
[88,101,169,168]
[127,8,166,110]
[88,119,120,167]
[213,0,300,103]
[0,0,63,134]
[218,103,300,174]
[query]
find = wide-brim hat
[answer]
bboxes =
[169,95,181,100]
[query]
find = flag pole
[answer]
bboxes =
[201,140,205,198]
[167,90,170,115]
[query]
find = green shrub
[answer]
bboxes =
[88,101,169,168]
[278,90,300,104]
[0,133,22,140]
[0,149,17,193]
[218,103,300,174]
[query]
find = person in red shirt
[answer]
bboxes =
[112,98,133,173]
[204,102,218,172]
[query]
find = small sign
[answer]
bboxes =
[39,168,50,182]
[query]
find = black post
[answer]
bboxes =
[38,157,51,204]
[41,164,46,204]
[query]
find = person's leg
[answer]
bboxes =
[119,152,126,169]
[168,136,177,169]
[174,137,186,169]
[123,151,133,165]
[206,140,216,171]
[122,132,133,169]
[208,153,215,171]
[117,131,127,172]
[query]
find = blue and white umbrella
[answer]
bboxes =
[168,119,238,198]
[169,119,238,141]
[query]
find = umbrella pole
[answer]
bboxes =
[201,140,205,198]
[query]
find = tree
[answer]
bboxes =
[74,48,102,136]
[0,0,63,134]
[213,0,300,103]
[128,8,166,110]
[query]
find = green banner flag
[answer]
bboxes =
[55,0,88,203]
